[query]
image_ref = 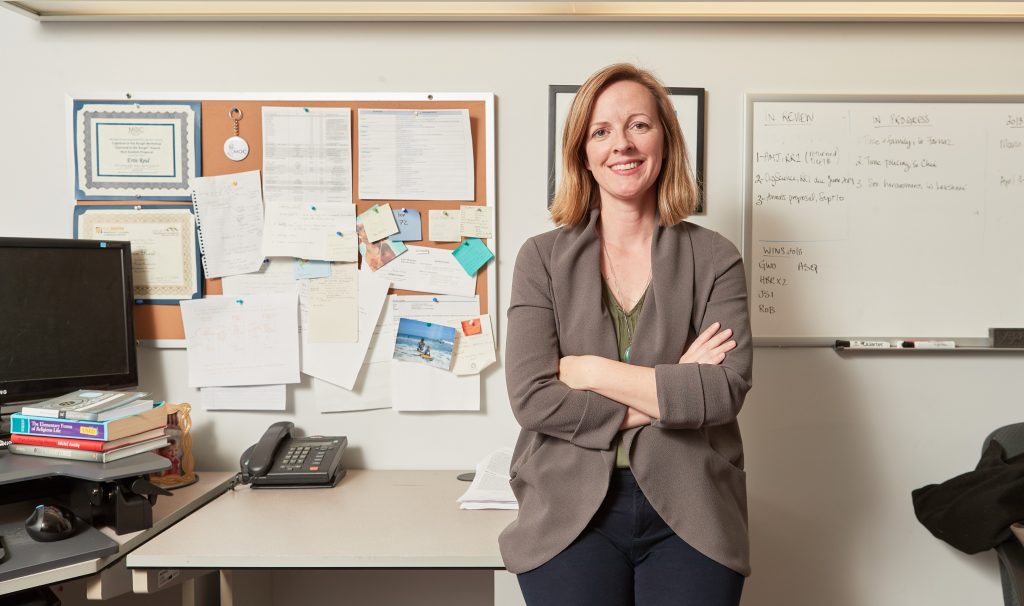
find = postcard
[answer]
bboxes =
[393,318,456,371]
[356,218,407,271]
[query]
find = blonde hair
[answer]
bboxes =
[550,63,699,227]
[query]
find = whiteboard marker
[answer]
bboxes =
[896,340,956,349]
[835,340,891,348]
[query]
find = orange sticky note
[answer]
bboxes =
[461,318,482,336]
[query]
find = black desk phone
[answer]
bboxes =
[239,422,347,488]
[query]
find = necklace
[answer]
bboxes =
[601,240,651,363]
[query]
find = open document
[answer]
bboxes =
[357,108,474,201]
[262,106,356,261]
[457,448,518,510]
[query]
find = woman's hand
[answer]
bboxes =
[559,355,599,390]
[620,406,653,429]
[679,322,736,365]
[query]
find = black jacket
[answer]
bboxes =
[913,440,1024,554]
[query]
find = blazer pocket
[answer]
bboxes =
[509,435,547,482]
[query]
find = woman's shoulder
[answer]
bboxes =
[673,221,739,250]
[514,224,575,265]
[664,222,742,268]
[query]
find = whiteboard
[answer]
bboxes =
[744,95,1024,345]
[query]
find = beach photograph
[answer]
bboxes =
[393,318,456,371]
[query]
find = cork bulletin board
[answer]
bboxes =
[70,93,496,345]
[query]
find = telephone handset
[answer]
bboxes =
[240,421,347,488]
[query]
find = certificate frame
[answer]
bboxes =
[73,204,204,304]
[547,85,706,214]
[73,100,202,201]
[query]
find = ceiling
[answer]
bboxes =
[3,1,1024,22]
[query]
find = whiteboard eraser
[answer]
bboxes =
[990,328,1024,348]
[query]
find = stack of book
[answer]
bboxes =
[8,390,168,463]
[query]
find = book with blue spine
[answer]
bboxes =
[10,403,166,441]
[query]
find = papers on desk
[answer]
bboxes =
[457,448,518,510]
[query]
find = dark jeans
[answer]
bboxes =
[517,469,744,606]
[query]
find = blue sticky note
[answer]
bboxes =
[294,259,331,279]
[390,208,422,242]
[451,238,494,277]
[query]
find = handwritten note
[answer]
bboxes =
[180,293,300,387]
[749,99,1024,339]
[190,170,265,278]
[391,207,422,241]
[459,205,492,239]
[306,263,358,343]
[428,209,461,242]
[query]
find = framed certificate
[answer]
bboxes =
[74,100,202,201]
[547,85,706,214]
[73,205,203,304]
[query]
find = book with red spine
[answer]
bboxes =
[9,427,167,452]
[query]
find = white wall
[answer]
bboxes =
[2,12,1023,605]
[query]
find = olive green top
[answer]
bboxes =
[602,279,648,468]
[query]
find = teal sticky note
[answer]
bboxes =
[390,208,422,242]
[452,238,494,277]
[294,259,331,279]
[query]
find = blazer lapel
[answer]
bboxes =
[630,222,695,366]
[549,208,620,361]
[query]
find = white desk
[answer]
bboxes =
[128,470,519,605]
[0,470,235,599]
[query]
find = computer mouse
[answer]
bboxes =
[24,504,77,542]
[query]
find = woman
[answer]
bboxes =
[501,63,753,605]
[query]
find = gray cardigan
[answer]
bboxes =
[500,208,753,576]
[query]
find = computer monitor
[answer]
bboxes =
[0,237,137,407]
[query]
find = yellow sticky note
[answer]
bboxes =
[358,203,400,242]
